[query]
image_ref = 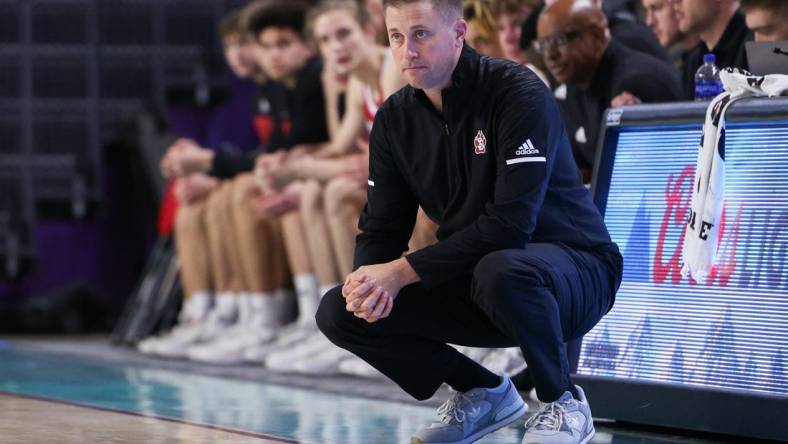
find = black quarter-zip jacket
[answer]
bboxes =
[356,44,620,289]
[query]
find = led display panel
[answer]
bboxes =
[579,118,788,397]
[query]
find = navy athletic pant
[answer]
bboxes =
[316,243,621,402]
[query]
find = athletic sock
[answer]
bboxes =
[511,367,535,392]
[293,273,320,323]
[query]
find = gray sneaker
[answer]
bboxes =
[521,385,594,444]
[411,374,527,444]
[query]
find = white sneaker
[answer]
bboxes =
[243,321,315,363]
[522,386,594,444]
[156,293,238,359]
[150,324,207,358]
[137,323,200,355]
[265,331,332,371]
[137,292,213,355]
[187,292,294,364]
[187,327,277,364]
[338,356,385,379]
[137,336,162,355]
[179,291,213,323]
[412,374,527,444]
[290,346,354,375]
[187,312,281,364]
[194,292,239,343]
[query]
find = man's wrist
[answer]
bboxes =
[394,257,420,286]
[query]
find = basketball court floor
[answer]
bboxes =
[0,338,745,444]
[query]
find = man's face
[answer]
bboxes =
[256,27,312,81]
[385,1,465,90]
[643,0,681,47]
[537,15,598,85]
[222,34,257,78]
[496,9,530,63]
[673,0,714,35]
[314,9,370,76]
[745,6,788,42]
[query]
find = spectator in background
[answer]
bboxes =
[151,0,332,364]
[362,0,389,45]
[598,0,670,61]
[601,0,640,20]
[544,0,670,61]
[464,0,504,57]
[538,0,682,181]
[488,0,551,85]
[642,0,700,68]
[247,0,410,375]
[216,0,332,365]
[142,4,295,359]
[740,0,788,42]
[674,0,752,99]
[162,2,328,180]
[518,2,555,86]
[492,0,539,64]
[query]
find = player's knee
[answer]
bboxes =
[323,177,351,215]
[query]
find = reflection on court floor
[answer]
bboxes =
[0,344,724,443]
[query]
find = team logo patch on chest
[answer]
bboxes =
[474,130,487,154]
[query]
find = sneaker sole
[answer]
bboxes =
[411,400,527,444]
[580,426,595,444]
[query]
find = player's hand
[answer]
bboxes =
[253,152,286,193]
[321,59,349,95]
[161,138,212,178]
[174,173,219,204]
[611,91,642,108]
[254,181,301,218]
[160,138,193,178]
[269,158,303,191]
[286,145,312,161]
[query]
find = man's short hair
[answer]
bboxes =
[247,0,310,39]
[383,0,463,21]
[489,0,540,19]
[740,0,788,13]
[219,8,248,39]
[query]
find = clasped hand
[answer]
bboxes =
[342,259,415,323]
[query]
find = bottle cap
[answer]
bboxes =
[703,53,716,64]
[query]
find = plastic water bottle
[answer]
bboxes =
[694,53,723,101]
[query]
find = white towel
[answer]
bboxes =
[681,69,788,281]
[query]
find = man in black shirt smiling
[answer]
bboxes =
[315,0,622,442]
